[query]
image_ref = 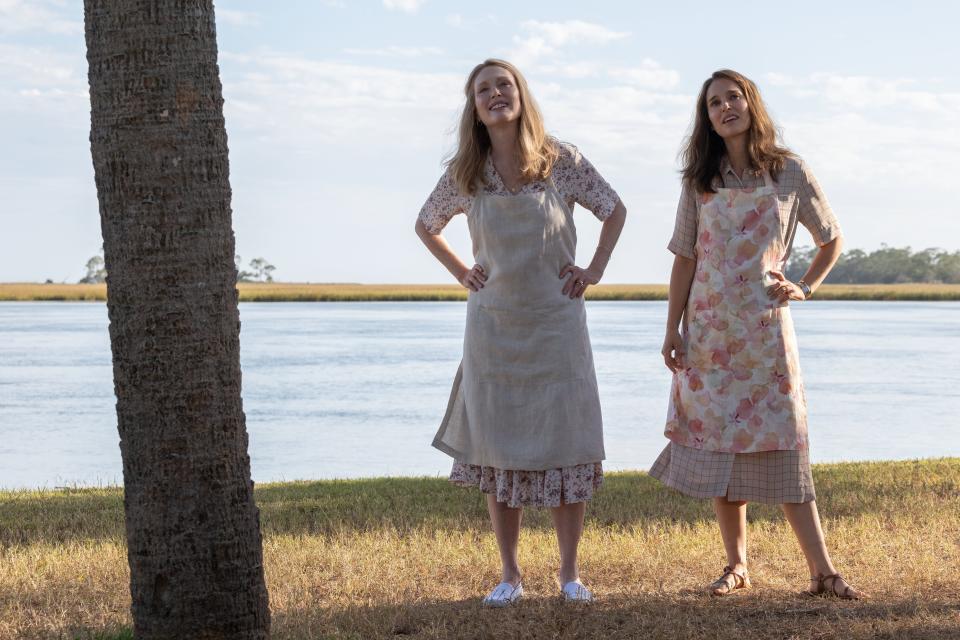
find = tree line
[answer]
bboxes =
[786,246,960,284]
[78,246,959,285]
[79,251,275,284]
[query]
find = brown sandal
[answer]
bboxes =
[708,566,751,596]
[805,573,862,600]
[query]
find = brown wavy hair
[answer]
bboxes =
[681,69,792,194]
[446,59,559,195]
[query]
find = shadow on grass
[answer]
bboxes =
[70,629,133,640]
[55,595,960,640]
[2,459,957,545]
[268,593,960,640]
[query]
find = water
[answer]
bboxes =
[0,301,957,489]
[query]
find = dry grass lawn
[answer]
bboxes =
[4,282,960,302]
[1,459,959,639]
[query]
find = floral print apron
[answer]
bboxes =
[665,172,807,453]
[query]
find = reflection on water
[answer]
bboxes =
[0,301,958,489]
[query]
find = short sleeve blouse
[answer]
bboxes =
[667,156,842,259]
[418,142,620,234]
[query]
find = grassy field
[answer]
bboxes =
[3,282,960,302]
[1,458,958,639]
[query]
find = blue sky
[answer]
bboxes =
[2,0,959,283]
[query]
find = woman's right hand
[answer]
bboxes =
[459,264,486,292]
[661,328,684,373]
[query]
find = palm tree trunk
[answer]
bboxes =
[84,1,270,637]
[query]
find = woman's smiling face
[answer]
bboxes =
[473,65,521,127]
[706,77,751,140]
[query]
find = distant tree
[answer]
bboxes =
[79,251,107,284]
[784,246,816,283]
[935,252,960,283]
[786,245,960,284]
[235,254,254,282]
[249,257,276,283]
[236,256,276,283]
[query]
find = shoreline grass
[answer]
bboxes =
[3,282,960,302]
[2,458,959,639]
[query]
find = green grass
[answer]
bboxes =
[2,459,959,639]
[3,459,956,545]
[4,282,960,302]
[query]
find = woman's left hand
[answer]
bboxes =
[560,264,601,299]
[766,270,805,304]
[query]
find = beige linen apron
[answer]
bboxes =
[432,179,605,470]
[665,172,808,453]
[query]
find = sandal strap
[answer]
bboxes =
[812,572,849,597]
[713,565,746,591]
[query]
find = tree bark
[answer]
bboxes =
[84,2,270,637]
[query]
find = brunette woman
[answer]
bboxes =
[415,59,626,605]
[651,69,863,599]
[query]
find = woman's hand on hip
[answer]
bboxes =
[559,264,600,299]
[459,264,486,292]
[766,270,805,304]
[661,328,684,373]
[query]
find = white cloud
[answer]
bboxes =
[217,8,262,27]
[0,44,77,84]
[762,72,960,186]
[538,82,692,157]
[508,20,628,68]
[609,59,680,90]
[216,47,694,169]
[0,43,88,116]
[219,51,463,148]
[765,72,960,115]
[446,13,463,28]
[0,0,81,35]
[523,19,628,46]
[383,0,426,13]
[343,45,444,58]
[534,62,600,79]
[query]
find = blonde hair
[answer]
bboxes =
[681,69,793,194]
[446,59,558,195]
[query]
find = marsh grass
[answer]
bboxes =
[2,459,959,639]
[4,282,960,302]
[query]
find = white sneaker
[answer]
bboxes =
[482,581,523,607]
[560,580,593,603]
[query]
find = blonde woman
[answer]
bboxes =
[415,59,626,605]
[651,69,863,599]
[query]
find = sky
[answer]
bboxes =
[2,0,959,284]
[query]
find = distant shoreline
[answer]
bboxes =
[2,282,960,301]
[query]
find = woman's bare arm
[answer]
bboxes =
[768,236,844,303]
[801,237,843,292]
[414,219,486,291]
[661,254,697,371]
[560,200,627,298]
